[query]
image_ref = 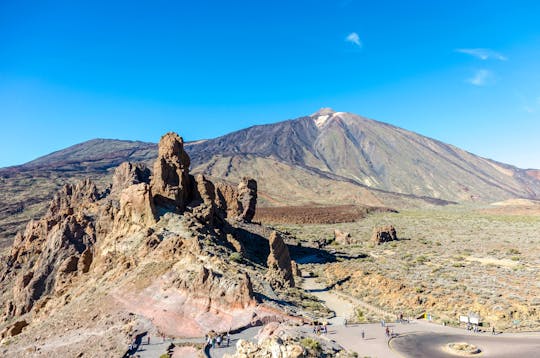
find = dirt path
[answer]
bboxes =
[301,275,395,324]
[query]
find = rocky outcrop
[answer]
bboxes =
[0,131,263,352]
[371,225,398,245]
[150,132,192,212]
[266,231,295,288]
[334,229,352,245]
[214,179,258,222]
[237,177,257,222]
[1,180,98,317]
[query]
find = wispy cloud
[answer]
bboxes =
[456,48,507,61]
[345,32,362,47]
[467,69,492,86]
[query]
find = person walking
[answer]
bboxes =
[226,331,231,347]
[361,330,365,339]
[492,326,495,335]
[385,326,390,338]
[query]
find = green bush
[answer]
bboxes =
[300,337,321,352]
[229,252,243,262]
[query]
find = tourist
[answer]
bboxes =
[227,331,231,347]
[361,330,365,339]
[216,334,222,347]
[385,326,390,337]
[381,319,385,327]
[492,326,495,335]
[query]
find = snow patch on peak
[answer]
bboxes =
[314,115,331,128]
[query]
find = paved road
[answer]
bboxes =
[391,332,540,358]
[132,326,262,358]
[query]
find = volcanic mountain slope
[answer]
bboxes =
[2,108,540,246]
[0,132,304,356]
[187,108,540,205]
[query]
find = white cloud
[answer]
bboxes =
[456,48,507,61]
[345,32,362,47]
[467,69,492,86]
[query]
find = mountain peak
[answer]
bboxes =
[311,107,338,128]
[312,107,336,116]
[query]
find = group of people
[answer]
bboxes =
[312,322,328,334]
[205,331,231,349]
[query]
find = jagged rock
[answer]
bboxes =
[334,229,352,245]
[150,132,191,212]
[237,177,257,222]
[266,231,295,288]
[111,162,151,196]
[214,178,258,222]
[2,181,98,317]
[371,225,398,245]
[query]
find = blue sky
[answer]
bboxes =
[1,0,540,168]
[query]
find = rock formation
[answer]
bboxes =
[237,177,257,222]
[371,225,398,245]
[266,231,295,288]
[334,229,352,245]
[0,131,265,351]
[1,180,98,317]
[150,132,192,212]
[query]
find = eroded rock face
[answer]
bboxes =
[266,231,295,288]
[151,132,192,212]
[1,181,98,317]
[371,225,398,245]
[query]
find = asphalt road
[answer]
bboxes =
[390,332,540,358]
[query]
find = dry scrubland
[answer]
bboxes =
[271,205,540,331]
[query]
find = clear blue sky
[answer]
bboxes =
[1,0,539,168]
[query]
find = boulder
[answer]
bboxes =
[371,225,398,244]
[334,229,352,245]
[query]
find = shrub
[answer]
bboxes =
[300,337,321,352]
[229,252,243,262]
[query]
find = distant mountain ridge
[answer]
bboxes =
[1,108,540,245]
